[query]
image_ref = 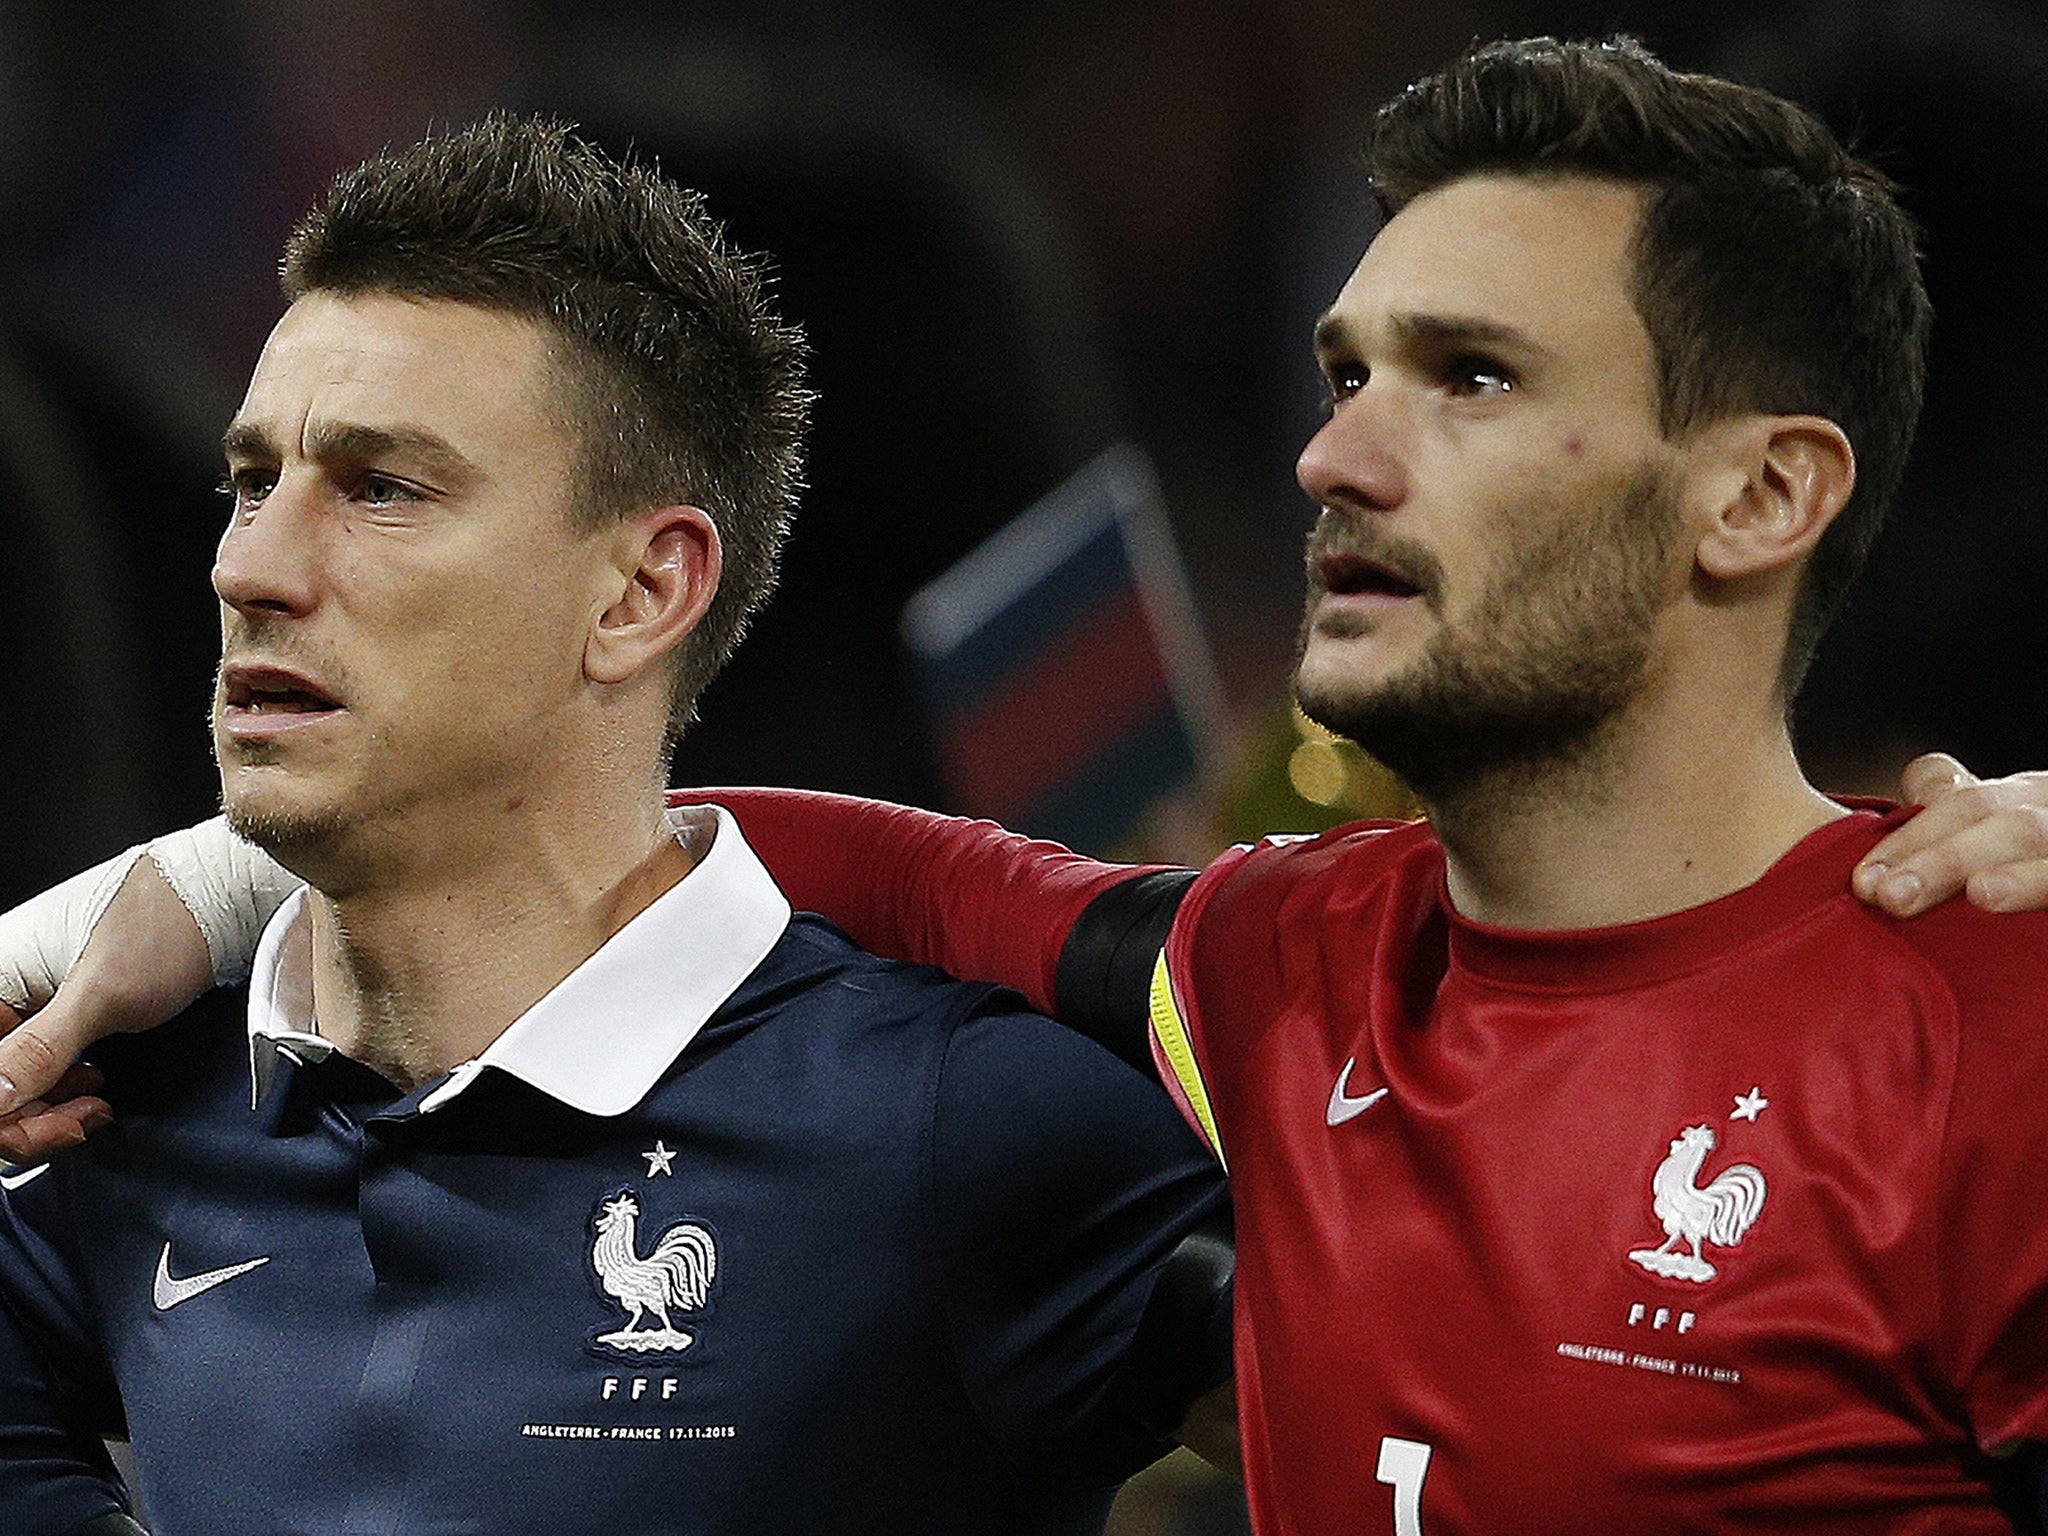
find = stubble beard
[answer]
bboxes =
[220,789,351,869]
[212,646,357,885]
[1294,465,1680,813]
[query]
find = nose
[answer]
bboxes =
[1296,390,1409,515]
[212,476,320,620]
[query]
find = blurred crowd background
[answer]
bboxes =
[1,1,2044,1525]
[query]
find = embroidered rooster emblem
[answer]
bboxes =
[1627,1124,1766,1283]
[590,1190,718,1355]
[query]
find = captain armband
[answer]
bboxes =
[145,817,301,988]
[1053,869,1199,1076]
[0,845,149,1014]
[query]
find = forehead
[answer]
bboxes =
[1326,173,1649,360]
[232,291,567,464]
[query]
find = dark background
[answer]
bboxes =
[3,0,2044,906]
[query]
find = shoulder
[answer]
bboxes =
[1850,888,2048,1044]
[1164,817,1438,1010]
[1802,804,2048,1026]
[1852,897,2048,1149]
[729,913,1014,1027]
[1745,809,2048,1103]
[724,920,1218,1205]
[1183,816,1437,930]
[705,915,1125,1117]
[743,915,1173,1112]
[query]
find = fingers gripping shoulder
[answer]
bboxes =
[0,818,297,1018]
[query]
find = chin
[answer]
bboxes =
[1294,636,1405,722]
[220,774,352,867]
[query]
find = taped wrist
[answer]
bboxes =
[0,845,148,1014]
[146,818,301,989]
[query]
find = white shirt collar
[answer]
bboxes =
[245,805,792,1117]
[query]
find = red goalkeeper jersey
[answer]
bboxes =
[699,788,2048,1533]
[1153,807,2048,1535]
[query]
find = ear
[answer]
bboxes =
[1694,415,1856,581]
[584,505,722,687]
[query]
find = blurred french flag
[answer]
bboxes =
[900,445,1225,853]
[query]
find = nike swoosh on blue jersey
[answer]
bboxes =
[152,1242,271,1312]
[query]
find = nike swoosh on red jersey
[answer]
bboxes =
[1327,1058,1391,1125]
[152,1242,271,1312]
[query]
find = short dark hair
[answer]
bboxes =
[280,113,811,738]
[1365,36,1930,696]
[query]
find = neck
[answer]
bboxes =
[303,798,698,1091]
[1430,701,1841,931]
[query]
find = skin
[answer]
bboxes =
[5,179,2048,1095]
[0,166,2036,1480]
[211,290,717,1087]
[0,287,1251,1466]
[1295,173,1855,930]
[9,179,2048,1119]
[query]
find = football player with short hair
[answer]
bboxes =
[719,39,2048,1531]
[0,115,1232,1536]
[8,32,2048,1536]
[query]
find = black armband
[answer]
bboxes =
[1107,1208,1235,1440]
[1052,869,1198,1076]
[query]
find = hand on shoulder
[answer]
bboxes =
[1853,754,2048,918]
[0,859,210,1163]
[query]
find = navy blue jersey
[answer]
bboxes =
[0,815,1228,1535]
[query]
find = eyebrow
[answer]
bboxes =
[1313,311,1558,365]
[220,420,484,488]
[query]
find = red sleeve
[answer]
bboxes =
[677,788,1155,1015]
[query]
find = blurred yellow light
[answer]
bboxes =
[1287,740,1349,806]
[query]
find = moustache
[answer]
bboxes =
[1304,511,1444,609]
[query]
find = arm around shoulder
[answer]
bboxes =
[695,786,1177,1019]
[0,817,293,1159]
[926,994,1231,1486]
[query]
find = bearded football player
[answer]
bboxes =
[6,33,2048,1536]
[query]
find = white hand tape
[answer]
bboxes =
[146,818,302,989]
[0,844,149,1014]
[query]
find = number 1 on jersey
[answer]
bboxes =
[1375,1436,1433,1536]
